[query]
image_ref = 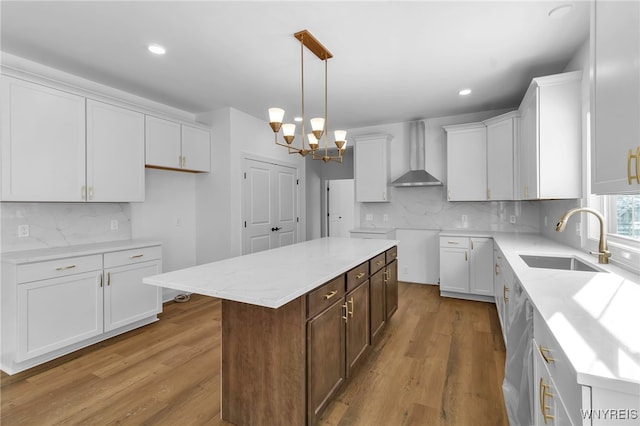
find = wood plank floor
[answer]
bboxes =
[0,283,507,425]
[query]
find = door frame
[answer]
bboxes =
[241,154,301,254]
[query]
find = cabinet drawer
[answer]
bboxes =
[385,246,397,263]
[103,246,162,268]
[346,262,369,292]
[369,253,386,274]
[533,309,581,425]
[307,275,345,319]
[439,236,469,248]
[16,255,103,284]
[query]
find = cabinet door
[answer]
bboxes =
[385,259,398,320]
[145,116,181,169]
[533,342,572,426]
[355,135,390,202]
[494,250,507,342]
[369,268,386,343]
[307,299,345,422]
[345,282,370,377]
[446,124,487,201]
[86,100,145,202]
[16,271,103,361]
[181,125,211,172]
[519,92,538,200]
[1,76,86,201]
[103,260,161,332]
[486,117,516,200]
[469,238,493,296]
[591,0,640,194]
[439,247,469,293]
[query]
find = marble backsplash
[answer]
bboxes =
[359,186,541,233]
[1,202,132,253]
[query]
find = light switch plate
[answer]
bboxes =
[366,214,373,221]
[18,224,29,237]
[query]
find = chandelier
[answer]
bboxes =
[268,30,346,163]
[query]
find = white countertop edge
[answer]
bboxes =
[349,228,395,234]
[1,239,162,264]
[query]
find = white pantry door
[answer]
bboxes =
[327,179,354,238]
[242,158,298,254]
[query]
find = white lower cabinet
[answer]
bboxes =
[1,243,162,375]
[534,340,573,426]
[439,235,493,301]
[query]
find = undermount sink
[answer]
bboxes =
[519,254,605,273]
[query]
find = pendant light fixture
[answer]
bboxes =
[268,30,346,163]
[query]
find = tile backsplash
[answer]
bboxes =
[359,186,541,232]
[1,202,131,252]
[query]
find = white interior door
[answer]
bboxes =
[327,179,354,238]
[243,158,298,254]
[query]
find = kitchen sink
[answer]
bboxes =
[519,254,605,272]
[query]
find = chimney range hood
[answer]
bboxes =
[392,120,442,187]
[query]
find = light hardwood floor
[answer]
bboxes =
[0,283,507,425]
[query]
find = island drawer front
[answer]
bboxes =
[385,246,397,263]
[346,262,369,292]
[307,275,346,319]
[103,246,162,268]
[16,254,103,284]
[439,236,469,248]
[369,253,386,274]
[533,309,581,425]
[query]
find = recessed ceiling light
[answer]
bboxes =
[548,4,573,19]
[147,44,166,55]
[294,117,303,122]
[459,88,472,96]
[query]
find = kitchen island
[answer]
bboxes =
[143,237,398,426]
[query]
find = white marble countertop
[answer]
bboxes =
[448,231,640,395]
[349,227,395,234]
[143,237,398,309]
[1,239,162,264]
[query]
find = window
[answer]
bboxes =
[606,194,640,240]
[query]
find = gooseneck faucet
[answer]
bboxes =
[555,207,611,264]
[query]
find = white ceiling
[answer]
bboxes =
[1,1,589,130]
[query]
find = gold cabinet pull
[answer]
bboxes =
[348,297,354,318]
[99,273,103,288]
[539,377,555,424]
[130,254,144,259]
[375,260,384,267]
[636,147,640,184]
[447,241,459,245]
[539,345,555,364]
[106,272,111,286]
[464,251,468,261]
[179,155,183,168]
[182,156,186,167]
[524,185,529,198]
[383,269,389,283]
[628,148,639,184]
[487,188,491,200]
[342,302,348,323]
[355,272,366,280]
[503,285,509,302]
[55,264,76,271]
[471,240,474,250]
[324,290,338,300]
[495,264,500,275]
[88,186,94,200]
[81,185,86,200]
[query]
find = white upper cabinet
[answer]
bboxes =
[1,76,86,201]
[445,122,487,201]
[518,71,582,200]
[484,112,519,201]
[86,100,145,202]
[145,116,210,173]
[590,0,640,194]
[355,134,391,202]
[181,125,211,172]
[145,115,181,169]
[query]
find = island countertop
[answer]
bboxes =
[143,237,398,308]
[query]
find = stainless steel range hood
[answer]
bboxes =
[392,120,442,187]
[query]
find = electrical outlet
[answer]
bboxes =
[509,215,517,224]
[110,219,119,231]
[383,214,389,222]
[18,224,29,237]
[176,217,182,227]
[366,214,373,221]
[461,214,468,223]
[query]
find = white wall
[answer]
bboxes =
[195,107,307,263]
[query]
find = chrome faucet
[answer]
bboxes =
[555,207,611,264]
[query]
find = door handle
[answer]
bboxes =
[273,226,282,231]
